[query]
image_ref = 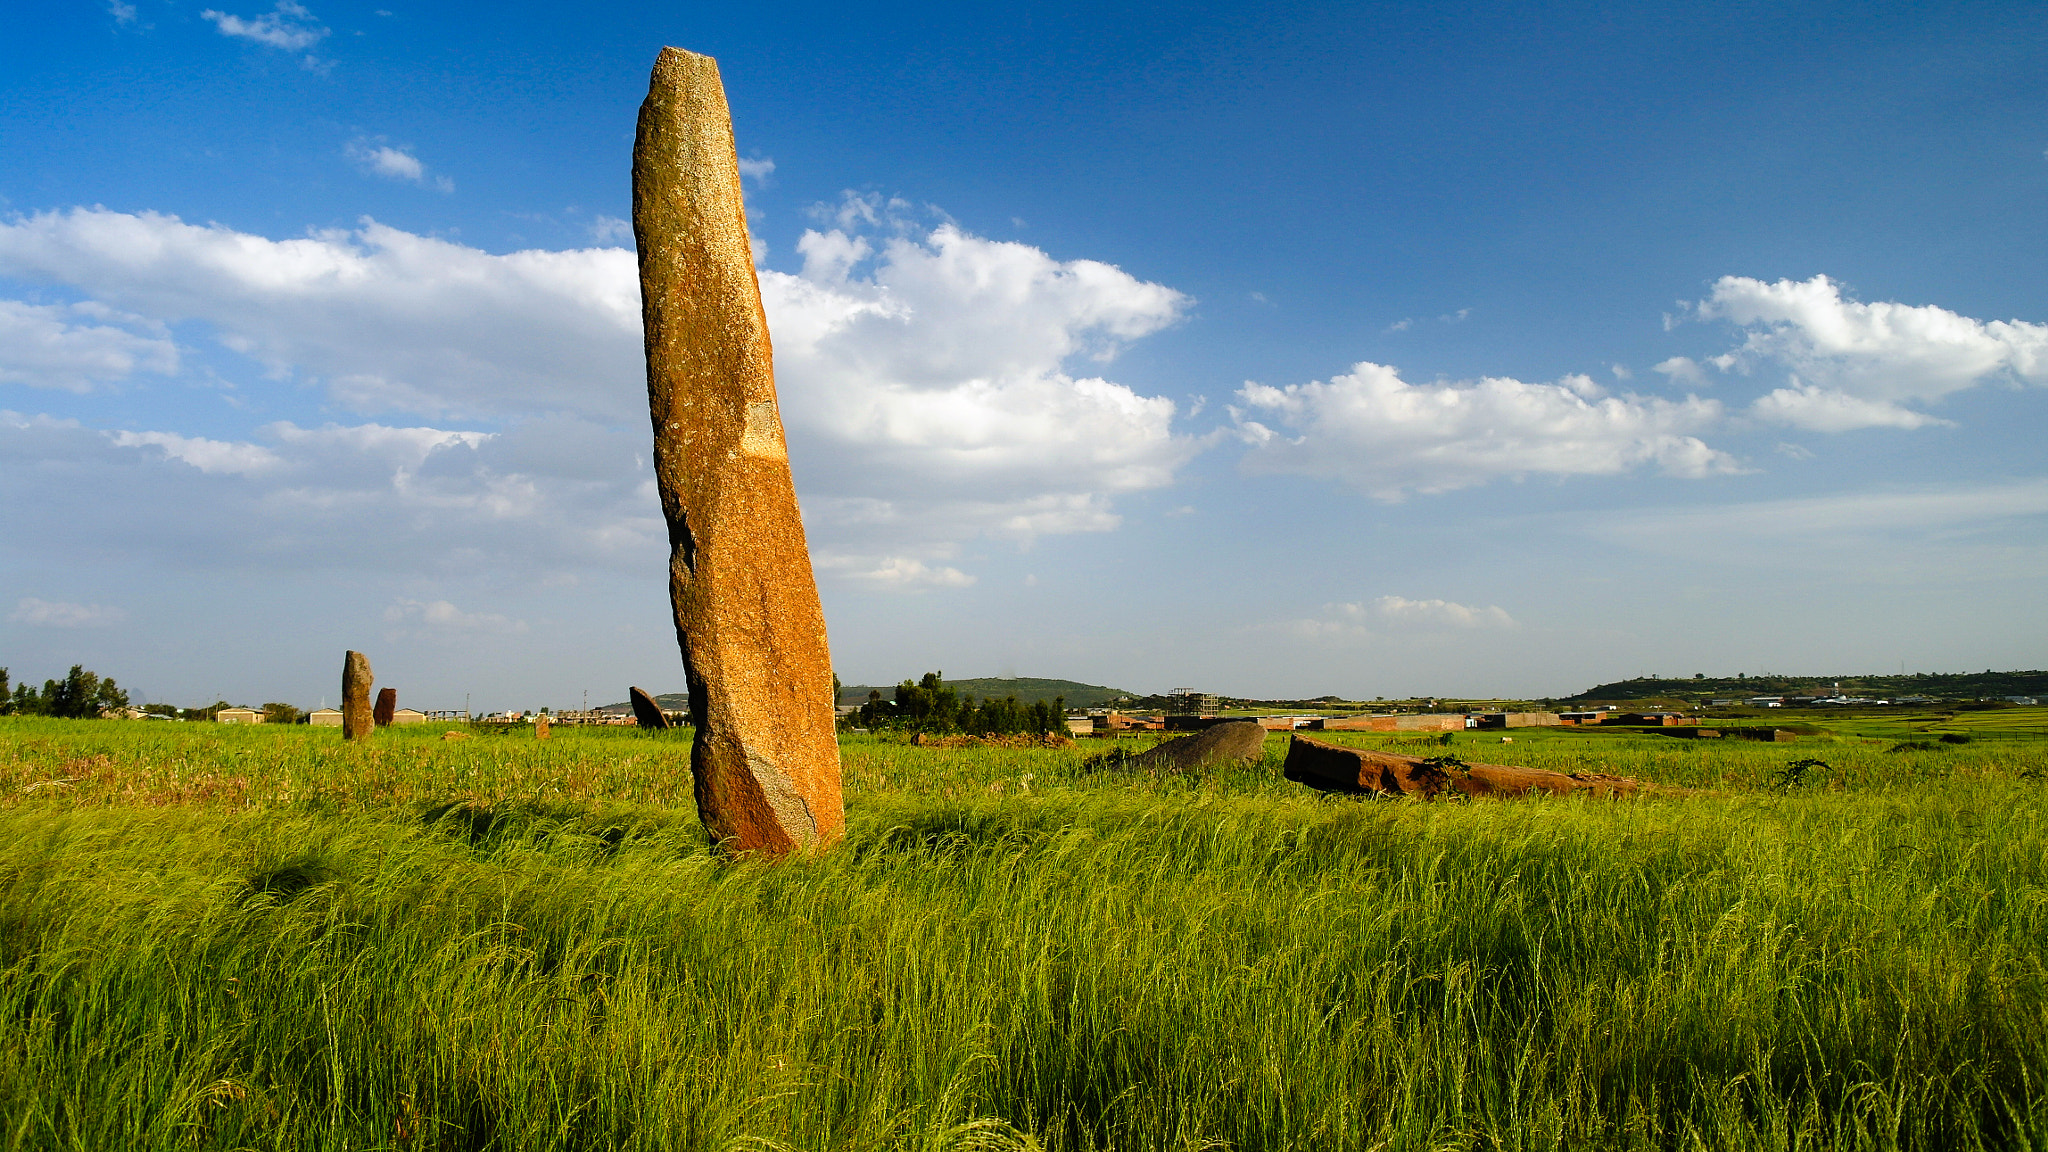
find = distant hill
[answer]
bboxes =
[595,691,686,713]
[838,676,1136,710]
[1569,670,2048,703]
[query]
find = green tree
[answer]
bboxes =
[41,665,129,719]
[262,702,305,725]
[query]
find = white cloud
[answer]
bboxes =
[0,205,1197,582]
[1679,275,2048,430]
[357,144,421,181]
[1,411,662,579]
[827,557,977,590]
[1748,382,1949,432]
[383,598,526,634]
[737,157,775,183]
[0,208,640,420]
[762,218,1197,561]
[588,215,633,245]
[108,1,138,25]
[108,430,282,475]
[0,300,178,391]
[201,1,327,51]
[9,598,127,628]
[1283,596,1516,639]
[1369,595,1516,629]
[345,139,452,192]
[1234,361,1736,500]
[1652,355,1711,387]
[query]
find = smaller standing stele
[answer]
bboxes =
[629,686,671,730]
[633,46,845,855]
[342,651,374,742]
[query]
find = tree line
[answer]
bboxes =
[843,671,1067,737]
[0,666,309,723]
[1,665,130,718]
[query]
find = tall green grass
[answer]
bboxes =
[2,718,2046,1149]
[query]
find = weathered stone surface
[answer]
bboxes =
[629,687,671,730]
[633,46,844,855]
[342,651,373,742]
[535,715,551,740]
[1124,721,1269,773]
[1283,735,1643,799]
[373,687,397,727]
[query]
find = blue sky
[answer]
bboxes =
[3,0,2045,710]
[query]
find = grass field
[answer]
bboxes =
[3,715,2047,1150]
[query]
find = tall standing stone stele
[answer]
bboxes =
[342,650,373,742]
[633,46,845,854]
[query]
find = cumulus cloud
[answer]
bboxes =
[201,1,327,51]
[10,597,127,628]
[0,300,178,391]
[1678,275,2048,430]
[1233,362,1736,499]
[0,204,1197,581]
[766,217,1193,517]
[737,157,775,183]
[0,208,640,420]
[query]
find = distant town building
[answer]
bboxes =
[390,708,427,724]
[308,708,343,726]
[216,707,262,724]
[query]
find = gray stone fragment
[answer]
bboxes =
[1123,720,1268,773]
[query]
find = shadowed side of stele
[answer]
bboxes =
[632,46,844,854]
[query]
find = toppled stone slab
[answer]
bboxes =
[1283,735,1643,799]
[373,687,397,728]
[635,46,844,854]
[1123,720,1268,773]
[343,651,373,743]
[629,686,671,730]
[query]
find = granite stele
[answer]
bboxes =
[632,46,845,854]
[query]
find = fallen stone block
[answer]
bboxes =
[1283,735,1643,799]
[1122,720,1268,773]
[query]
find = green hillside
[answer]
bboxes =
[1570,670,2048,703]
[596,692,687,713]
[838,676,1135,710]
